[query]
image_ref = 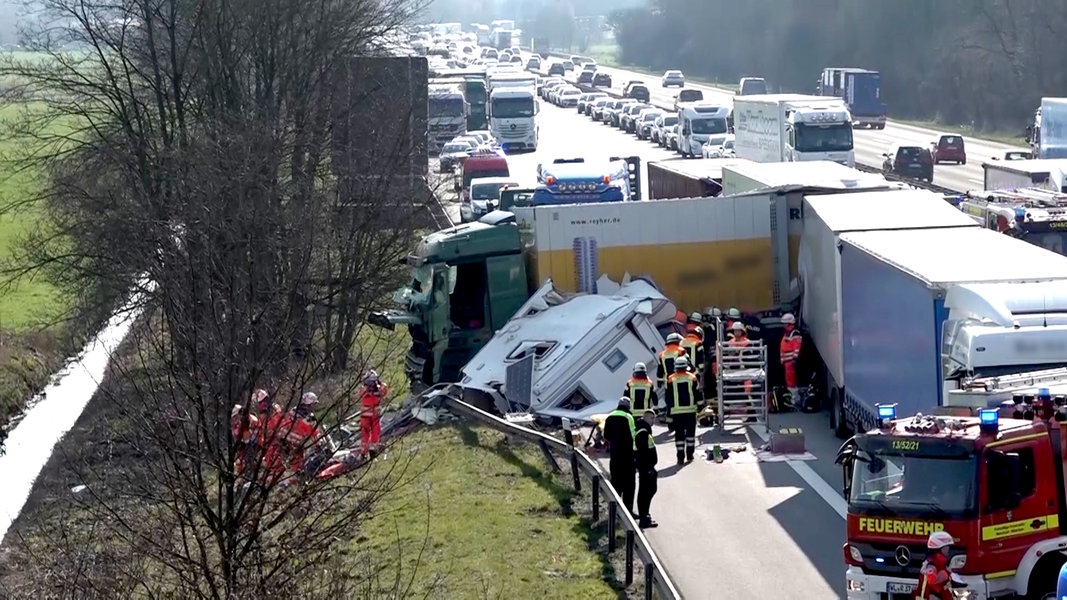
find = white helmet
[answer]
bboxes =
[231,404,243,418]
[301,392,319,406]
[689,311,702,322]
[927,531,954,550]
[781,313,796,325]
[708,307,721,318]
[727,307,741,319]
[633,362,647,373]
[666,332,683,343]
[731,321,746,332]
[674,356,690,370]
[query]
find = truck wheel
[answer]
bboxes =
[830,389,850,439]
[1026,556,1065,600]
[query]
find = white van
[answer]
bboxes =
[677,103,730,158]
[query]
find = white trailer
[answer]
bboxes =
[981,158,1067,193]
[733,94,854,166]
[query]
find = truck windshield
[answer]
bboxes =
[795,123,854,153]
[429,97,465,118]
[849,436,978,518]
[491,97,534,118]
[692,118,728,135]
[470,182,517,200]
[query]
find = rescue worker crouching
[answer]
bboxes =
[603,397,638,518]
[624,362,655,417]
[666,355,701,465]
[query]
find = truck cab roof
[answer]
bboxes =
[411,221,519,265]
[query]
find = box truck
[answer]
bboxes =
[646,158,751,199]
[981,158,1067,193]
[816,67,887,129]
[733,94,855,166]
[801,210,1067,437]
[1031,97,1067,159]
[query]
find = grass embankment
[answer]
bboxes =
[566,42,1025,145]
[1,324,629,597]
[0,95,75,430]
[352,327,625,598]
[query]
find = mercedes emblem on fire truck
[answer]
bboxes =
[894,545,911,566]
[510,123,516,130]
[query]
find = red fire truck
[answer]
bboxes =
[836,380,1067,600]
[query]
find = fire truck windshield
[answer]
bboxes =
[848,436,978,518]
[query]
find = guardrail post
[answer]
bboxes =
[591,475,600,521]
[625,530,635,586]
[570,450,581,491]
[538,439,561,473]
[607,500,617,553]
[644,564,654,600]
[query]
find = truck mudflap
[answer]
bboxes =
[609,155,642,200]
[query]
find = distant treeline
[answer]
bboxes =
[609,0,1067,135]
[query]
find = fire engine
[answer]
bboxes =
[837,371,1067,600]
[958,187,1067,257]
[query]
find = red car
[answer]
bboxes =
[930,134,967,165]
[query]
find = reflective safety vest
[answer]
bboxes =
[666,371,699,415]
[657,343,685,386]
[606,409,637,451]
[625,377,655,415]
[780,329,802,363]
[681,333,705,372]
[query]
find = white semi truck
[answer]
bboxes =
[488,73,539,152]
[427,82,468,153]
[733,94,855,166]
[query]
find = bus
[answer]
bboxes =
[532,157,641,205]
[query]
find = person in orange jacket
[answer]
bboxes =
[359,371,388,457]
[230,403,260,477]
[779,313,803,408]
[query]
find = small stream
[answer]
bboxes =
[0,306,140,544]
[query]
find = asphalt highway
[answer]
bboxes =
[565,62,1028,194]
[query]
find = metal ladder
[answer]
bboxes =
[713,318,769,431]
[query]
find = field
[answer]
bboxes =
[0,94,74,428]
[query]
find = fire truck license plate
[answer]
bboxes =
[887,582,916,594]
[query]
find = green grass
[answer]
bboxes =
[0,102,68,331]
[356,423,618,599]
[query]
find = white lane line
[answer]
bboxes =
[749,426,848,520]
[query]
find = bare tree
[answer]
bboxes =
[0,0,444,595]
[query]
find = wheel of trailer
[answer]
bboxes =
[830,389,850,439]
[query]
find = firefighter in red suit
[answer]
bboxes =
[284,392,321,473]
[916,531,954,600]
[360,370,388,456]
[779,313,803,407]
[230,404,259,476]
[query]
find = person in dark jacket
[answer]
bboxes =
[635,409,659,528]
[603,397,637,517]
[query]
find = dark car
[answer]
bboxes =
[548,62,565,76]
[883,144,934,182]
[592,72,612,87]
[577,71,594,86]
[930,134,967,165]
[624,83,650,103]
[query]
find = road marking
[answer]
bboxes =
[749,426,848,520]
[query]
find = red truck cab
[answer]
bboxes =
[458,152,509,203]
[838,397,1067,599]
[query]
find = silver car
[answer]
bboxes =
[661,69,685,88]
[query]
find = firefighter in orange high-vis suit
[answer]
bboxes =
[727,321,758,422]
[360,370,388,456]
[779,313,803,408]
[656,333,686,388]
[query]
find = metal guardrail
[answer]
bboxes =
[538,51,964,195]
[440,393,683,600]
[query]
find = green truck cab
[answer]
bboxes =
[369,216,529,385]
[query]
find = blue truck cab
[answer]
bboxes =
[532,156,641,205]
[817,68,886,130]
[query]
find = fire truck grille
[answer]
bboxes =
[852,541,927,577]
